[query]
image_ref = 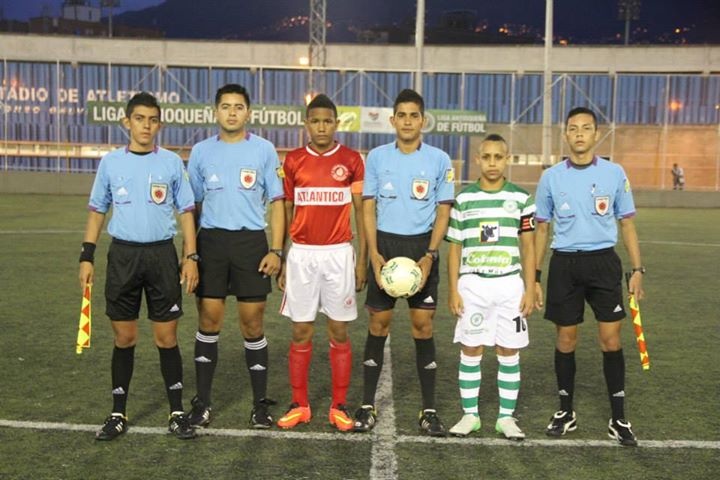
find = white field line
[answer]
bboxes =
[369,335,399,480]
[0,418,369,442]
[639,240,720,248]
[1,418,718,450]
[397,435,720,449]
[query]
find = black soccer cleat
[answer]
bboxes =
[187,395,212,428]
[250,398,277,429]
[95,413,128,441]
[353,405,377,433]
[418,409,448,437]
[546,410,577,437]
[168,411,197,440]
[608,418,638,447]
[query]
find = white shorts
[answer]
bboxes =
[453,274,529,349]
[280,243,357,322]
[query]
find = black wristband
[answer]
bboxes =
[535,269,542,283]
[425,249,439,261]
[79,242,96,264]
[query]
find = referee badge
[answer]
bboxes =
[445,168,455,183]
[412,179,430,199]
[150,183,168,205]
[595,195,610,215]
[240,169,257,189]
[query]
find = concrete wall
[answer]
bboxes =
[466,124,719,190]
[2,34,719,73]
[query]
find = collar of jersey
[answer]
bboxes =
[305,142,341,157]
[125,145,158,155]
[564,156,598,169]
[215,132,251,142]
[394,141,423,151]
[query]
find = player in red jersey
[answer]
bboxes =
[276,94,367,431]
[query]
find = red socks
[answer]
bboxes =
[329,339,352,408]
[288,339,352,408]
[289,341,312,406]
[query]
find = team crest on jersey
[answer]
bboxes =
[240,169,257,189]
[412,179,430,199]
[276,166,285,179]
[503,200,518,213]
[595,196,610,215]
[331,164,349,182]
[150,183,168,205]
[479,221,499,243]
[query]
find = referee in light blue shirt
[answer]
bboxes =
[79,92,199,441]
[185,84,285,429]
[534,107,645,446]
[353,89,455,437]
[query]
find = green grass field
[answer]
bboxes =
[0,194,718,480]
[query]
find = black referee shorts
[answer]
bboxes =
[105,238,182,322]
[544,247,626,326]
[196,228,271,301]
[365,230,438,311]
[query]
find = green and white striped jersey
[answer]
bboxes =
[446,181,535,277]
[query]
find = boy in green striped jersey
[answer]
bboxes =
[446,134,536,440]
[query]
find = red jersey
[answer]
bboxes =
[283,143,364,245]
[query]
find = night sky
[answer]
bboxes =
[2,0,719,44]
[1,0,163,19]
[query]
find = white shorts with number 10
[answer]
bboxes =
[280,242,357,322]
[453,273,529,349]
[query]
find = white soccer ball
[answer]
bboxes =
[380,256,422,298]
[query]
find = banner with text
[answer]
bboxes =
[87,102,485,136]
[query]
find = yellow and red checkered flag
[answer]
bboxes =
[76,283,92,354]
[628,293,650,370]
[625,273,649,371]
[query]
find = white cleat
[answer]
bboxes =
[495,417,525,441]
[449,414,481,437]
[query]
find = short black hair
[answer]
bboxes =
[306,93,337,117]
[126,92,160,118]
[393,88,424,115]
[479,133,508,153]
[566,106,597,128]
[483,133,507,144]
[215,83,251,108]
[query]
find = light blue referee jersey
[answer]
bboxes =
[187,133,284,230]
[363,142,455,235]
[88,146,195,243]
[535,157,636,251]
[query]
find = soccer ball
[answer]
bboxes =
[380,256,422,298]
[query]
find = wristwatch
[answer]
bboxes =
[186,253,201,262]
[270,249,284,259]
[631,266,646,274]
[425,249,439,261]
